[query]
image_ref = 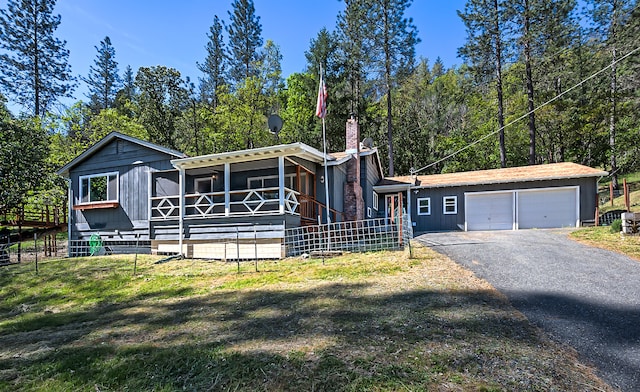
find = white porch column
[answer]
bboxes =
[278,155,285,214]
[224,162,230,217]
[178,167,185,256]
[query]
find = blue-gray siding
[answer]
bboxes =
[408,177,599,232]
[68,139,178,240]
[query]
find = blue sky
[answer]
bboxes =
[9,0,468,108]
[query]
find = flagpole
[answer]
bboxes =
[317,64,331,225]
[322,116,331,225]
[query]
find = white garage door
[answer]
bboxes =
[465,192,514,230]
[465,187,579,231]
[518,188,578,229]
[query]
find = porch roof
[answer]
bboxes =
[171,142,332,170]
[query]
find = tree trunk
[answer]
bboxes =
[523,0,536,165]
[493,0,506,168]
[609,0,619,190]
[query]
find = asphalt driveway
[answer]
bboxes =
[415,229,640,392]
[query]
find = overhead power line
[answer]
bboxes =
[411,44,640,176]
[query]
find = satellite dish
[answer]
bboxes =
[267,114,283,135]
[362,137,374,149]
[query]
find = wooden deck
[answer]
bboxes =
[1,205,67,229]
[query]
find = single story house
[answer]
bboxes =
[374,163,608,233]
[57,118,384,258]
[58,116,607,258]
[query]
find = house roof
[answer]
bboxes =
[171,142,333,170]
[329,147,385,177]
[375,162,608,191]
[57,132,187,177]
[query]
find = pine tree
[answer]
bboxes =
[587,0,634,189]
[336,0,372,118]
[369,0,419,176]
[84,36,120,112]
[198,15,228,107]
[0,0,75,116]
[458,0,509,168]
[115,65,136,116]
[227,0,263,87]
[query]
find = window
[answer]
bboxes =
[443,196,457,214]
[417,197,431,215]
[372,191,379,210]
[247,174,298,190]
[194,177,214,194]
[367,206,372,218]
[79,172,118,204]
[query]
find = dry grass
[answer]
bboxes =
[0,245,613,391]
[571,226,640,261]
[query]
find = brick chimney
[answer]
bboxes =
[343,117,364,221]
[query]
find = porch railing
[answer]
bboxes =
[151,187,300,220]
[299,195,345,224]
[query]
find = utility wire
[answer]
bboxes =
[411,44,640,176]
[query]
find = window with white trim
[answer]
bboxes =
[367,206,373,218]
[79,172,118,204]
[443,196,457,214]
[417,197,431,215]
[372,191,379,210]
[194,177,214,194]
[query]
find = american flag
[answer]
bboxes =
[315,73,327,119]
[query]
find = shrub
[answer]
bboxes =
[610,219,622,233]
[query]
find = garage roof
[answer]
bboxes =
[376,162,608,190]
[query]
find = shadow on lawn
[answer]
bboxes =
[0,283,613,391]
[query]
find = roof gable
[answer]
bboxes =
[57,132,187,177]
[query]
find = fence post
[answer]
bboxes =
[236,227,240,274]
[610,182,614,206]
[34,233,38,274]
[133,233,140,276]
[254,225,258,272]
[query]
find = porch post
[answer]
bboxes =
[278,155,285,214]
[406,187,412,222]
[66,178,72,253]
[224,162,230,217]
[178,167,185,256]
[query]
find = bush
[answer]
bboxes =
[610,219,622,233]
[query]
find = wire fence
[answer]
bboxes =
[284,215,413,257]
[68,239,151,257]
[0,232,66,265]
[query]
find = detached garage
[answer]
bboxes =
[374,162,608,233]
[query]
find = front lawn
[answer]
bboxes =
[0,246,611,391]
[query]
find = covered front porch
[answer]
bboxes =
[150,143,342,225]
[148,143,343,258]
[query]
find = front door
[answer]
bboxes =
[385,193,406,222]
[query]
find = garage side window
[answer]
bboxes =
[417,197,430,215]
[443,196,457,214]
[79,172,118,204]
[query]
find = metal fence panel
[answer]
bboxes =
[284,215,413,257]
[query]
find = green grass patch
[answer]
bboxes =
[571,226,640,261]
[0,246,612,391]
